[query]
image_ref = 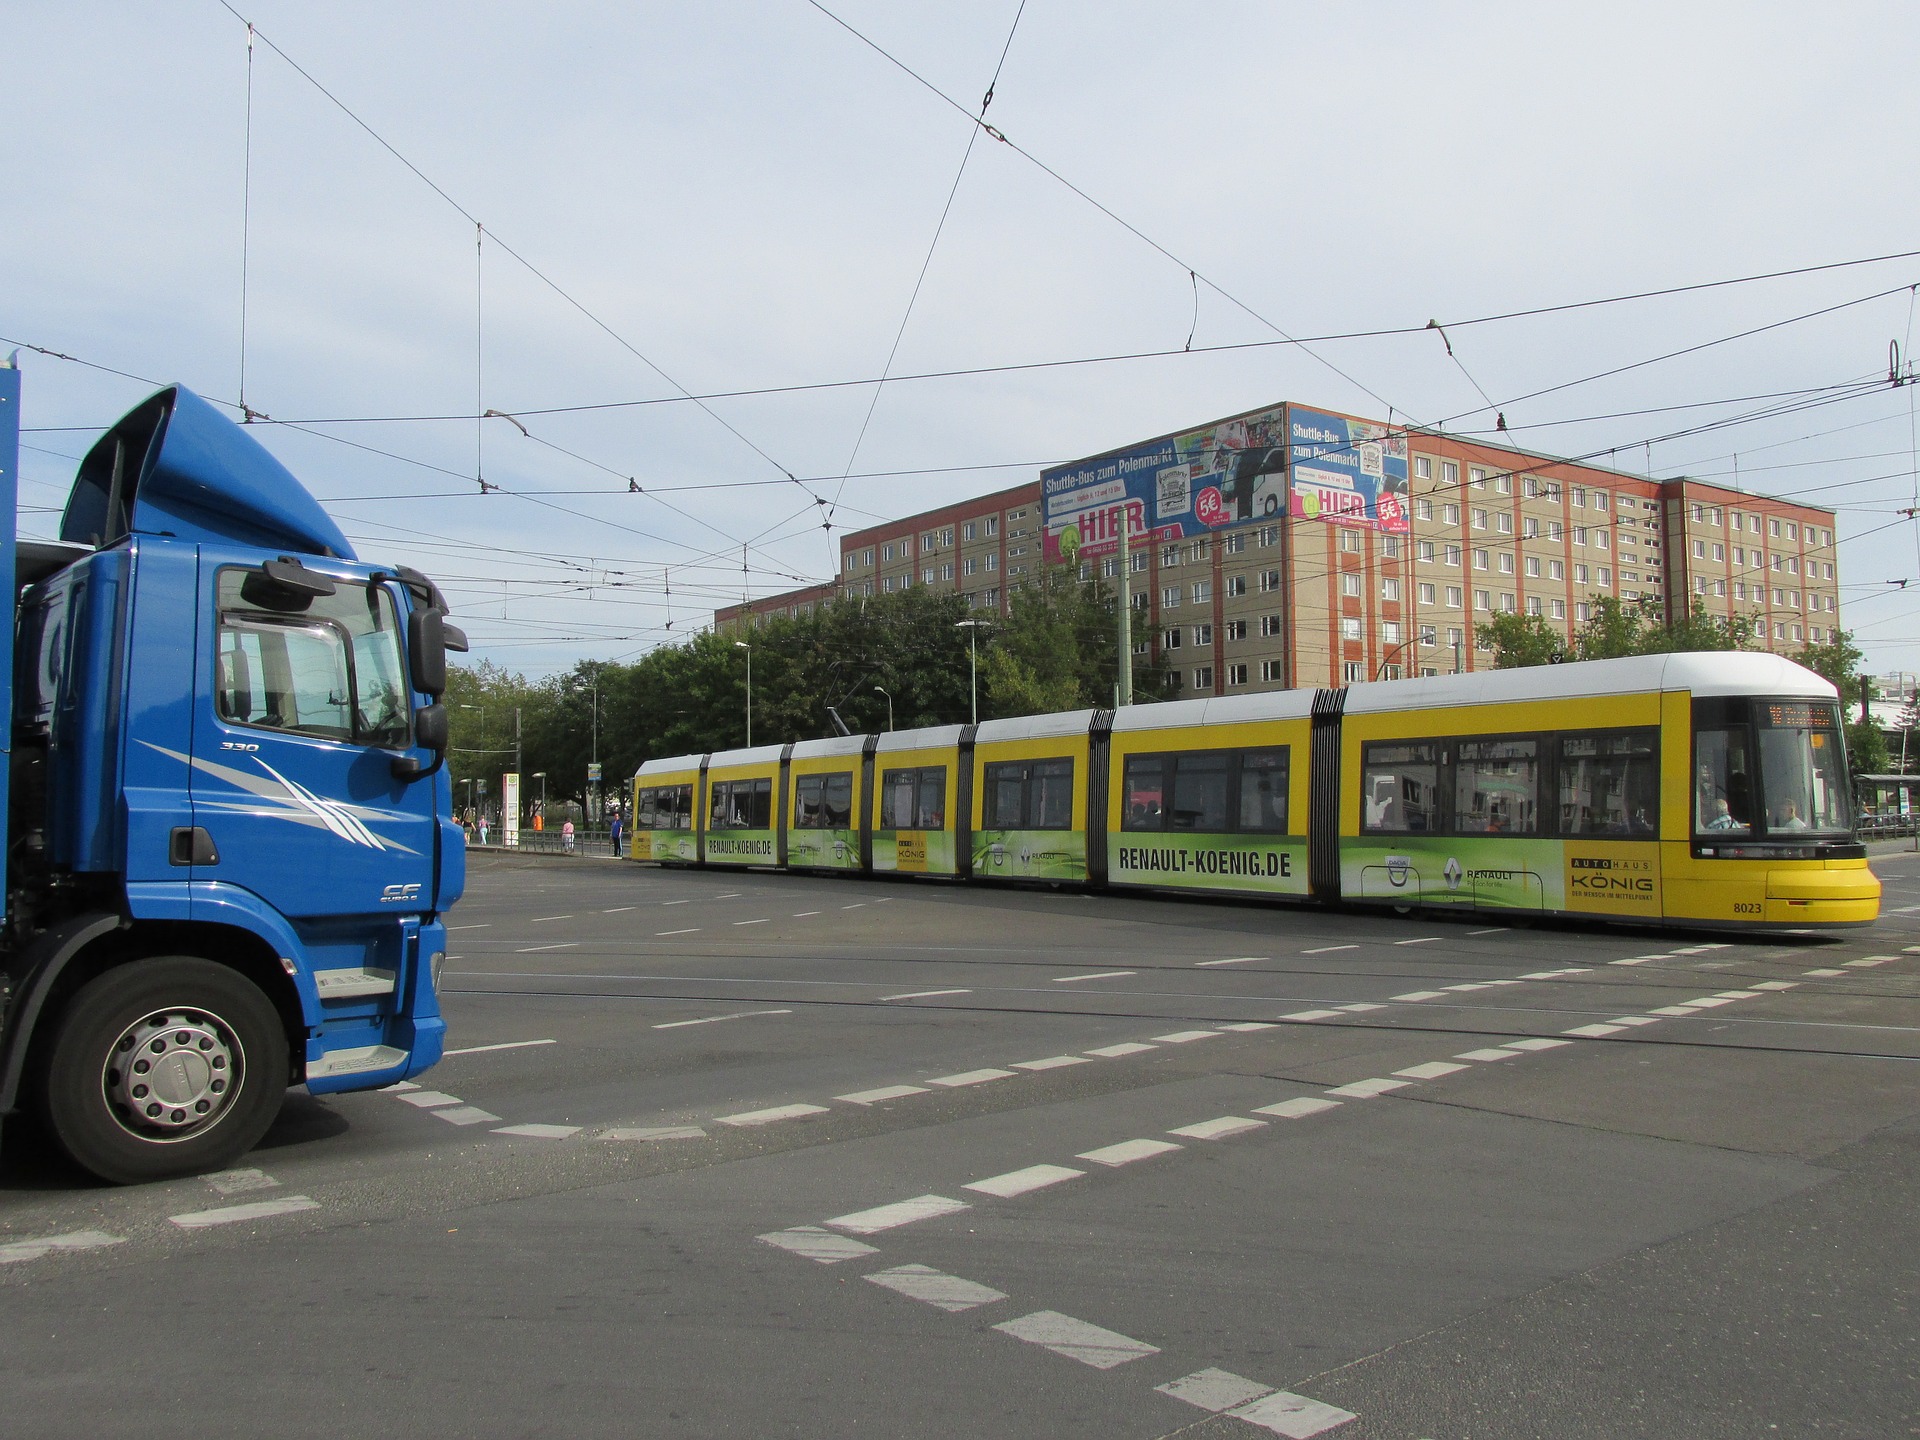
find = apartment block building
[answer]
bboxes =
[715,400,1842,697]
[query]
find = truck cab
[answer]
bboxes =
[0,373,466,1182]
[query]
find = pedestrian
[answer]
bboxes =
[610,813,623,856]
[562,818,575,853]
[478,815,489,846]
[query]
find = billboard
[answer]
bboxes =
[1287,407,1409,535]
[1041,402,1407,565]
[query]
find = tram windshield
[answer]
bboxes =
[1755,700,1852,834]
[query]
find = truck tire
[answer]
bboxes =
[39,957,288,1185]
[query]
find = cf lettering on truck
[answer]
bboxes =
[0,368,466,1183]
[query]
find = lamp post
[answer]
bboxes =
[873,685,893,732]
[734,640,752,747]
[955,619,987,725]
[532,771,546,833]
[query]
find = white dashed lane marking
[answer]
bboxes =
[493,1123,581,1139]
[826,1195,970,1235]
[0,1230,124,1265]
[929,1068,1016,1087]
[1086,1042,1156,1057]
[1255,1097,1341,1119]
[529,914,573,923]
[1325,1078,1409,1098]
[1012,1055,1090,1071]
[1078,1138,1183,1166]
[1052,970,1136,983]
[657,927,700,936]
[653,1008,793,1030]
[1282,1009,1344,1021]
[964,1164,1084,1198]
[757,1227,878,1264]
[865,1264,1008,1312]
[733,918,769,926]
[1390,990,1447,1002]
[1169,1116,1265,1141]
[1394,936,1441,946]
[716,1103,829,1127]
[442,1038,557,1057]
[1151,1030,1219,1044]
[397,1090,461,1108]
[515,942,578,953]
[1197,956,1262,967]
[433,1105,501,1126]
[836,1084,930,1104]
[170,1196,320,1229]
[1394,1061,1468,1080]
[1302,944,1356,954]
[994,1310,1160,1369]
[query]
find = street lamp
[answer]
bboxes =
[734,640,752,747]
[955,619,988,726]
[873,685,893,732]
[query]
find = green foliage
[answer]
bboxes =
[1475,612,1567,669]
[1847,718,1890,774]
[1793,630,1868,712]
[445,566,1171,809]
[1479,595,1762,674]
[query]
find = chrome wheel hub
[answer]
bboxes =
[101,1008,242,1141]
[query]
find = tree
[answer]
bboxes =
[1476,612,1567,669]
[1573,595,1756,661]
[1792,630,1886,774]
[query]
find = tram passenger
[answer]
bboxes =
[1775,800,1808,831]
[1704,797,1745,831]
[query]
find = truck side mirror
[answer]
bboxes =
[391,702,449,781]
[408,606,447,698]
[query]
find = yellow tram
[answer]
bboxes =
[629,652,1879,930]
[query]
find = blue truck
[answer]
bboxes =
[0,363,465,1182]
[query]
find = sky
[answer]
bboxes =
[5,2,1919,685]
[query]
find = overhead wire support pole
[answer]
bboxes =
[1116,501,1132,707]
[238,22,256,421]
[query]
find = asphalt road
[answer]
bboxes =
[2,849,1916,1439]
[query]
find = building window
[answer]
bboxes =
[1416,541,1435,563]
[922,568,934,584]
[1261,660,1285,682]
[1258,525,1280,547]
[1191,581,1212,604]
[1382,536,1402,558]
[963,522,977,541]
[1445,585,1463,608]
[1473,508,1489,530]
[1474,589,1491,610]
[1471,468,1488,490]
[1416,499,1435,522]
[1340,617,1362,640]
[1192,623,1213,645]
[1161,544,1180,567]
[1548,559,1564,580]
[1548,521,1564,541]
[1416,456,1432,479]
[941,563,953,581]
[1497,513,1513,534]
[1551,599,1565,619]
[1226,663,1248,686]
[1131,552,1149,574]
[1224,575,1248,597]
[1382,620,1402,646]
[1499,593,1515,612]
[1527,596,1543,616]
[1194,665,1215,689]
[1223,619,1247,640]
[964,556,978,577]
[1443,503,1462,526]
[1259,569,1283,592]
[1162,586,1181,609]
[1473,549,1489,570]
[1447,625,1464,649]
[1498,553,1514,574]
[1102,556,1120,579]
[1442,461,1459,486]
[1224,532,1246,555]
[985,516,999,536]
[1419,624,1437,646]
[1525,556,1541,578]
[1163,627,1182,649]
[1341,573,1362,598]
[1419,582,1436,604]
[1496,474,1512,495]
[1340,529,1362,554]
[985,553,997,572]
[1260,614,1283,637]
[1382,577,1402,600]
[1189,541,1209,563]
[1575,564,1591,584]
[1343,661,1364,683]
[1444,545,1462,567]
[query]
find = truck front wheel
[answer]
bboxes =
[40,958,289,1184]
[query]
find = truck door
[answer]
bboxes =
[189,555,437,928]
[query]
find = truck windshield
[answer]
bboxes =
[1755,700,1852,834]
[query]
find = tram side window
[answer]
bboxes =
[1694,728,1753,833]
[1237,749,1289,833]
[1361,743,1438,833]
[1559,731,1658,836]
[637,785,691,829]
[710,777,772,829]
[794,771,853,829]
[983,758,1075,830]
[881,767,945,830]
[1454,739,1538,834]
[1122,748,1289,833]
